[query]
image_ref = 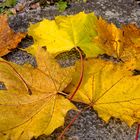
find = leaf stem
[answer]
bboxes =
[57,110,82,140]
[135,124,140,140]
[58,105,90,140]
[68,47,84,100]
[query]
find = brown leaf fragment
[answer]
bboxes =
[0,14,26,56]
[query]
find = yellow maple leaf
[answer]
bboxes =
[0,47,76,140]
[0,14,26,56]
[65,59,140,126]
[27,12,103,57]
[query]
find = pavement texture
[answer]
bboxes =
[4,0,140,139]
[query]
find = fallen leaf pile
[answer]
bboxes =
[0,12,140,140]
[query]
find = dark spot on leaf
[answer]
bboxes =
[98,54,123,63]
[42,46,47,51]
[28,88,32,95]
[122,31,124,36]
[132,69,140,76]
[20,131,24,136]
[0,81,7,90]
[1,132,6,135]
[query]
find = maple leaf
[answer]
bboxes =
[27,12,103,57]
[95,17,123,58]
[0,14,26,56]
[95,18,140,69]
[120,24,140,69]
[0,47,76,140]
[65,58,140,126]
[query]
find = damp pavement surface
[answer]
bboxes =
[5,0,140,139]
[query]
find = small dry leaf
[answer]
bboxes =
[0,14,26,56]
